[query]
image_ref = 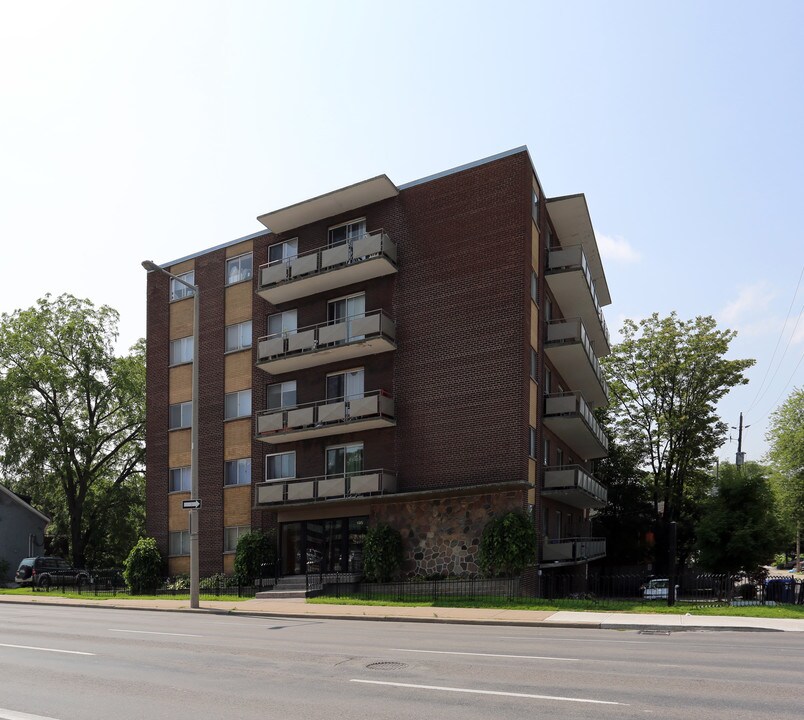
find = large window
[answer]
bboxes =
[327,293,365,343]
[267,381,297,410]
[169,402,192,430]
[224,458,251,486]
[225,320,252,353]
[226,253,253,286]
[543,438,550,467]
[267,309,297,337]
[531,271,538,304]
[169,530,190,556]
[328,219,366,247]
[224,525,249,553]
[326,443,363,477]
[169,336,193,366]
[529,428,537,460]
[170,271,195,301]
[266,452,296,481]
[326,368,364,401]
[169,466,191,492]
[532,189,539,225]
[268,239,298,265]
[224,390,251,420]
[530,348,538,381]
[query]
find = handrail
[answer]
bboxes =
[543,465,608,502]
[257,389,392,419]
[545,318,609,396]
[257,308,394,345]
[544,391,609,451]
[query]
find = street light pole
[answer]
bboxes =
[142,260,201,609]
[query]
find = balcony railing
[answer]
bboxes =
[256,309,396,374]
[255,469,397,506]
[546,245,610,354]
[257,229,397,304]
[545,318,609,407]
[542,465,608,509]
[543,391,609,459]
[256,390,395,443]
[542,537,606,564]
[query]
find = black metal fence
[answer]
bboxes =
[311,575,521,602]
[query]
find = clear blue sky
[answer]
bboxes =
[1,1,802,460]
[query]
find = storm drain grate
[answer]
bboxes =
[366,661,408,671]
[638,629,672,635]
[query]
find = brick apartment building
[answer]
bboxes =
[144,146,612,585]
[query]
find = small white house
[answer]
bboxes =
[0,484,49,582]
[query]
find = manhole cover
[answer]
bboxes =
[366,661,408,671]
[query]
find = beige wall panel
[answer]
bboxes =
[168,557,190,575]
[169,364,193,404]
[224,486,252,526]
[225,282,253,325]
[224,419,252,460]
[529,381,538,428]
[170,299,194,340]
[530,302,539,350]
[226,239,253,258]
[168,493,190,531]
[169,430,191,467]
[225,351,252,393]
[532,220,540,270]
[223,554,235,575]
[170,259,195,275]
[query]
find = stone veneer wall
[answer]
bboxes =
[371,489,526,578]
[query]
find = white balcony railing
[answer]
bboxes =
[544,391,609,457]
[545,318,609,402]
[255,469,397,506]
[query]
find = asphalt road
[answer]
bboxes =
[0,604,799,720]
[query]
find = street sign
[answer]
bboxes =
[182,499,202,510]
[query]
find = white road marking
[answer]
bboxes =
[108,629,202,638]
[350,679,626,705]
[0,708,62,720]
[392,648,580,661]
[0,643,94,656]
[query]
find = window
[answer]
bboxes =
[555,511,562,540]
[169,466,191,492]
[530,348,538,381]
[529,427,537,459]
[328,219,366,247]
[545,367,552,395]
[226,253,253,285]
[169,530,190,556]
[170,271,195,301]
[266,452,295,481]
[224,525,250,553]
[327,293,365,343]
[556,448,563,469]
[224,458,251,486]
[530,271,538,303]
[169,402,192,430]
[326,443,363,477]
[543,438,550,467]
[225,320,252,353]
[532,189,539,225]
[169,336,193,365]
[267,381,297,410]
[267,309,297,337]
[268,239,298,265]
[545,297,552,322]
[224,390,252,420]
[326,368,364,401]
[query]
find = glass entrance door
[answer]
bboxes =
[279,517,368,576]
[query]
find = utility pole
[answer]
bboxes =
[733,412,750,468]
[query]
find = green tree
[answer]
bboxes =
[0,295,145,568]
[478,511,537,577]
[123,537,163,593]
[233,530,276,584]
[363,523,403,582]
[602,313,753,572]
[695,462,784,574]
[766,388,804,571]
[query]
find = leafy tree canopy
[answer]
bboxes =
[0,294,145,568]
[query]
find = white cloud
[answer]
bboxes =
[596,233,641,263]
[719,282,776,326]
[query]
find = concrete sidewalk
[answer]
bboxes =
[1,593,802,632]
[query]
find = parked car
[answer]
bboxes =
[15,557,91,589]
[641,578,679,600]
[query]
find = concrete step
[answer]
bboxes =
[255,589,310,599]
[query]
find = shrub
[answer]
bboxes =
[233,530,276,584]
[363,523,403,582]
[123,537,163,593]
[478,511,537,577]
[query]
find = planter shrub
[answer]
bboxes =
[363,523,403,582]
[123,537,163,594]
[234,530,276,584]
[478,511,537,577]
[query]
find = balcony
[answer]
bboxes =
[256,390,395,443]
[257,230,397,305]
[255,469,397,506]
[546,245,610,355]
[545,318,609,407]
[542,465,607,509]
[542,537,606,564]
[543,392,609,460]
[256,310,396,375]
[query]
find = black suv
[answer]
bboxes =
[15,557,91,589]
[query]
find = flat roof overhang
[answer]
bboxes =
[257,175,399,234]
[546,194,611,306]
